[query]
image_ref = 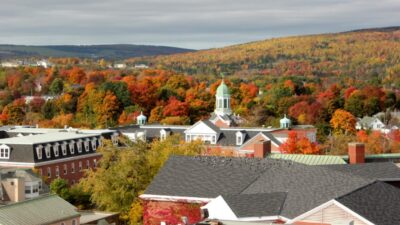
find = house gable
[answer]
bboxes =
[185,121,219,135]
[288,200,374,225]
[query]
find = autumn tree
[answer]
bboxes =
[330,109,356,135]
[80,135,204,222]
[279,131,320,154]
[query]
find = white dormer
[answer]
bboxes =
[84,138,90,152]
[236,131,245,146]
[160,129,170,141]
[62,142,67,156]
[53,143,60,157]
[77,139,83,153]
[69,141,75,154]
[36,145,43,159]
[0,144,10,159]
[111,133,119,146]
[45,144,51,158]
[91,138,97,151]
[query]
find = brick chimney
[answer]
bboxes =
[348,142,365,164]
[254,140,271,158]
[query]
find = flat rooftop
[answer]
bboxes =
[0,132,99,145]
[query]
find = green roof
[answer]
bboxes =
[269,154,347,165]
[0,195,79,225]
[216,80,230,97]
[341,153,400,160]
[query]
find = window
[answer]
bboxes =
[45,145,51,158]
[63,164,67,175]
[61,142,67,156]
[79,161,82,172]
[212,135,216,144]
[47,167,51,178]
[0,145,10,159]
[77,140,82,153]
[69,141,75,154]
[93,159,97,169]
[236,135,242,145]
[25,185,31,194]
[84,139,90,152]
[160,133,166,141]
[55,166,59,177]
[91,138,97,151]
[32,184,39,193]
[71,162,75,173]
[111,134,118,146]
[36,146,43,160]
[72,219,77,225]
[86,160,90,169]
[53,143,59,157]
[224,99,228,108]
[39,181,42,190]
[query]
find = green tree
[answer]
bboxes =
[50,178,71,200]
[49,78,64,95]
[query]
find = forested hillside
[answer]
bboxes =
[0,28,399,154]
[0,44,193,59]
[129,28,400,88]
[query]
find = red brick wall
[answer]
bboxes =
[35,154,102,185]
[143,200,205,225]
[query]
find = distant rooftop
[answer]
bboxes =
[269,154,347,165]
[0,132,99,145]
[0,195,79,225]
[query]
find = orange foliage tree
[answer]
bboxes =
[330,109,356,135]
[279,131,320,154]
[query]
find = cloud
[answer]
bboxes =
[0,0,399,49]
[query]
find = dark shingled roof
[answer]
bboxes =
[222,192,287,218]
[336,181,400,225]
[216,130,281,147]
[145,156,291,198]
[144,156,400,219]
[321,162,400,180]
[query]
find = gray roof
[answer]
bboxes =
[222,192,286,218]
[200,120,221,133]
[321,162,400,180]
[217,130,281,147]
[0,195,79,225]
[336,181,400,225]
[0,168,41,182]
[0,132,99,145]
[145,156,400,219]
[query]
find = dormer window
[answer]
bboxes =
[0,145,10,159]
[236,131,245,145]
[61,142,67,156]
[84,138,90,152]
[160,129,170,141]
[36,145,43,159]
[45,145,51,158]
[91,138,97,151]
[69,141,75,154]
[111,133,119,146]
[53,143,59,157]
[77,140,82,153]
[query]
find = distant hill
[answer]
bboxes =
[127,27,400,82]
[0,44,194,60]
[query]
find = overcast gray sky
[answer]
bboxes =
[0,0,399,49]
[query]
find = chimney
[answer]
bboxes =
[254,140,271,158]
[348,142,365,164]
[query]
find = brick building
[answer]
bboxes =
[0,132,104,185]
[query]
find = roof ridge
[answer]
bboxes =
[335,180,381,201]
[0,193,56,208]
